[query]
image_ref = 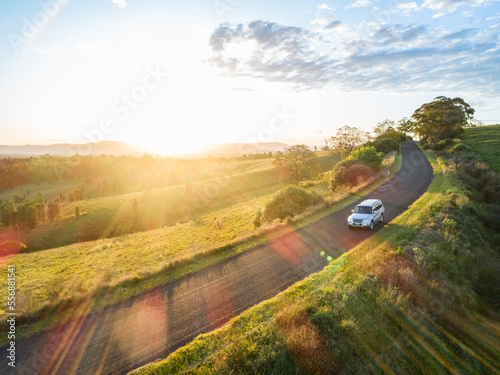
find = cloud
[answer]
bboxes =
[345,0,373,9]
[207,20,500,99]
[397,2,419,16]
[324,20,342,30]
[111,0,128,8]
[422,0,497,15]
[311,4,338,26]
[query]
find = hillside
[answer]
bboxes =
[462,124,500,173]
[132,139,500,374]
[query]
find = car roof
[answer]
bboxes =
[358,199,381,206]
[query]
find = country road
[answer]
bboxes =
[2,142,433,375]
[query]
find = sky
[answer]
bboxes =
[0,0,499,155]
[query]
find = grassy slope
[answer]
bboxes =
[22,153,340,251]
[462,124,500,173]
[0,152,397,346]
[0,158,274,203]
[131,147,500,374]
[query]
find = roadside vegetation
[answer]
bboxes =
[132,130,500,375]
[462,123,500,173]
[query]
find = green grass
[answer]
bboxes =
[19,153,340,251]
[24,168,283,251]
[0,151,394,346]
[131,145,500,375]
[462,124,500,173]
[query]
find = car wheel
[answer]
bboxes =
[380,214,384,223]
[369,221,374,230]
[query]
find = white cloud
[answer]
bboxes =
[422,0,498,15]
[397,2,419,15]
[207,20,500,99]
[345,0,373,9]
[111,0,128,8]
[311,4,337,26]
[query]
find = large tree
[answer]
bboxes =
[396,117,414,134]
[411,96,475,145]
[327,125,369,154]
[273,145,320,183]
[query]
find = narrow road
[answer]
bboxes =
[2,142,433,375]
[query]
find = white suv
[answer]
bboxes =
[347,199,384,230]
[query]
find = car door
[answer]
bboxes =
[374,203,381,222]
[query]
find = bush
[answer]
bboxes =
[456,162,500,204]
[365,138,400,154]
[330,159,376,191]
[450,142,472,154]
[252,209,263,228]
[262,186,322,222]
[347,146,383,170]
[428,138,454,151]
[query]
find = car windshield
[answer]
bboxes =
[354,206,372,214]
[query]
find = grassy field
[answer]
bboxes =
[131,146,500,374]
[0,151,399,346]
[462,124,500,173]
[19,153,339,251]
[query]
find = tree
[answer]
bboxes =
[396,117,414,134]
[1,200,16,226]
[273,145,320,183]
[327,126,369,154]
[411,96,475,145]
[321,138,330,151]
[373,120,395,138]
[373,119,403,141]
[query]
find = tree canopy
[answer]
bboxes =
[327,125,370,154]
[411,96,475,145]
[273,145,320,183]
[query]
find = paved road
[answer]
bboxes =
[2,142,432,375]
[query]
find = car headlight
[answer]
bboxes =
[362,219,370,225]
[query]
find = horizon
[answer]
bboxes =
[0,1,499,155]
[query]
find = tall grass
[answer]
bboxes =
[462,124,500,173]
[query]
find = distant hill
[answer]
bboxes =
[0,141,142,157]
[202,142,288,157]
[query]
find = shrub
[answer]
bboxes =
[347,146,383,170]
[252,209,263,228]
[428,138,454,151]
[365,138,400,154]
[456,162,500,204]
[450,142,472,154]
[330,159,376,191]
[263,186,322,222]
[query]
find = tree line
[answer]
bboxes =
[273,96,477,184]
[0,189,84,229]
